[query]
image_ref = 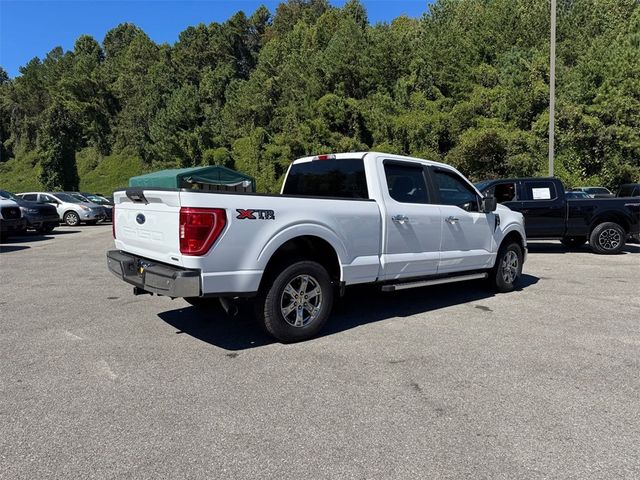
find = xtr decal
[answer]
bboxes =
[236,209,275,220]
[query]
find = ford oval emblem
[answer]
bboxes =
[136,213,146,225]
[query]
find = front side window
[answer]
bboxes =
[525,181,556,201]
[433,170,479,212]
[384,163,429,204]
[21,194,37,201]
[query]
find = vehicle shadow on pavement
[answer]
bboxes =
[159,305,274,350]
[527,241,640,254]
[158,274,539,351]
[1,230,82,244]
[0,245,31,253]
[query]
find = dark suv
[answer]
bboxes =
[0,189,60,234]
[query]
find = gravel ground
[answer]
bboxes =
[1,225,639,479]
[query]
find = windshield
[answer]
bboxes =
[586,187,611,194]
[0,189,19,201]
[85,195,107,204]
[68,193,89,202]
[474,181,492,192]
[53,193,82,203]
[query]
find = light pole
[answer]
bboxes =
[548,0,557,176]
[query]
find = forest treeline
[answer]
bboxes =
[0,0,639,193]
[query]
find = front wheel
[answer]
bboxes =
[63,211,80,226]
[255,261,334,343]
[491,242,523,292]
[36,224,56,234]
[560,236,586,248]
[590,222,626,254]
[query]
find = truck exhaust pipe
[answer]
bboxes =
[219,297,238,317]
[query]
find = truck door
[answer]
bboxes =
[520,180,565,237]
[379,161,441,280]
[429,168,495,273]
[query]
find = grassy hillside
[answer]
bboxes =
[0,148,147,194]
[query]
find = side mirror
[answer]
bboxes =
[481,195,497,213]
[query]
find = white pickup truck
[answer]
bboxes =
[108,152,526,342]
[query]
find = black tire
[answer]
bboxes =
[560,236,586,248]
[0,231,8,242]
[589,222,626,254]
[63,211,80,226]
[85,220,98,226]
[491,242,523,293]
[255,261,334,343]
[36,224,56,234]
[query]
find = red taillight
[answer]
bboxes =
[112,205,116,238]
[179,207,226,255]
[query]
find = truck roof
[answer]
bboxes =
[292,151,453,170]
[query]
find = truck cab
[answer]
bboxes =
[476,177,640,253]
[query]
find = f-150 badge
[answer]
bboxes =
[236,209,275,220]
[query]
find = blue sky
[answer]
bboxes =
[1,0,432,77]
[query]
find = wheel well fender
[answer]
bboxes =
[259,234,342,292]
[499,229,525,254]
[589,213,629,234]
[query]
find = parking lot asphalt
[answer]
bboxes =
[1,225,639,479]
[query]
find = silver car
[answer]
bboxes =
[17,192,106,226]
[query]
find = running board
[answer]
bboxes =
[381,272,488,292]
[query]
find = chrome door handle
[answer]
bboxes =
[445,216,459,224]
[392,214,409,224]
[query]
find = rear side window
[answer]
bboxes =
[384,163,429,204]
[283,158,368,199]
[525,181,556,200]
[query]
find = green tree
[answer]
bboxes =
[38,102,79,190]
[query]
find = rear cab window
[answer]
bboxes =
[282,158,368,199]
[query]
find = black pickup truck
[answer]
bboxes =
[475,177,640,254]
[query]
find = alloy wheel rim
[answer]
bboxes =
[280,274,323,328]
[67,213,78,225]
[599,228,621,250]
[501,250,519,284]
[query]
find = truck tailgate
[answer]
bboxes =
[113,190,183,266]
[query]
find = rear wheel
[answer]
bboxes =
[491,242,523,292]
[560,236,586,248]
[63,211,80,226]
[590,222,625,254]
[255,261,334,343]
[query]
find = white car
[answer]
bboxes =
[108,152,527,342]
[17,192,106,226]
[0,197,27,241]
